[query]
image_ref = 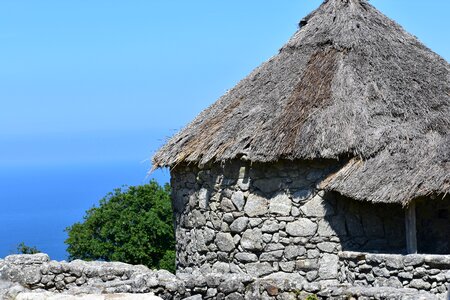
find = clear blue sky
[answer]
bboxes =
[0,0,449,168]
[0,1,448,259]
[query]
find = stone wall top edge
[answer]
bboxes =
[339,251,450,261]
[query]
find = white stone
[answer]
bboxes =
[269,193,292,216]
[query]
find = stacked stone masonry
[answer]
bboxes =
[339,252,450,295]
[1,254,448,299]
[171,160,405,279]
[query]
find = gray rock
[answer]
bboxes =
[226,292,245,300]
[5,254,50,265]
[295,259,319,271]
[231,191,246,211]
[373,267,390,277]
[264,243,284,251]
[317,242,336,253]
[300,195,334,217]
[241,229,263,251]
[184,295,203,300]
[198,188,210,209]
[234,253,258,263]
[212,262,231,274]
[279,262,295,272]
[229,217,249,233]
[249,218,263,227]
[292,189,312,203]
[285,219,317,237]
[318,254,339,280]
[403,254,425,266]
[221,198,236,212]
[191,210,207,227]
[244,195,268,217]
[307,249,320,259]
[317,219,336,237]
[260,251,284,262]
[223,213,234,224]
[269,193,292,216]
[409,279,431,290]
[284,245,306,260]
[215,233,235,252]
[261,220,280,233]
[425,255,450,268]
[218,276,244,293]
[244,262,273,277]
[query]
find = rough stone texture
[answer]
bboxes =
[171,160,424,279]
[1,254,448,300]
[339,251,450,296]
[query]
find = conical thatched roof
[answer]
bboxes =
[153,0,449,205]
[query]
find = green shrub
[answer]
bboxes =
[65,180,175,273]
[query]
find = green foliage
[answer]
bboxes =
[305,295,319,300]
[65,180,175,273]
[16,242,41,254]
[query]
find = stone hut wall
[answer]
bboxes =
[170,160,406,281]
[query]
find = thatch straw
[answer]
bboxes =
[153,0,449,205]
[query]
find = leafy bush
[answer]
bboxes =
[65,180,175,273]
[17,242,40,254]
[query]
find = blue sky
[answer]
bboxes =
[1,0,449,169]
[0,1,448,258]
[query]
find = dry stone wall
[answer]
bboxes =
[339,252,450,295]
[1,254,446,299]
[171,160,405,281]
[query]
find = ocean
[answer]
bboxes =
[0,162,169,261]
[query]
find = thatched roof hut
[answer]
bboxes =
[154,0,449,206]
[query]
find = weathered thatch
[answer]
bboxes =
[153,0,449,205]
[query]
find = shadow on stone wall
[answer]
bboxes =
[323,192,406,254]
[417,195,450,254]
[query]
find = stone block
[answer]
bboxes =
[234,253,258,263]
[260,251,284,262]
[229,217,249,233]
[317,242,336,253]
[285,219,317,237]
[261,220,280,233]
[318,254,339,280]
[300,194,334,217]
[284,245,306,260]
[279,262,295,272]
[269,193,292,216]
[244,195,268,217]
[295,259,319,271]
[244,262,273,277]
[231,191,245,211]
[409,279,431,290]
[215,233,235,252]
[241,229,263,251]
[221,198,236,212]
